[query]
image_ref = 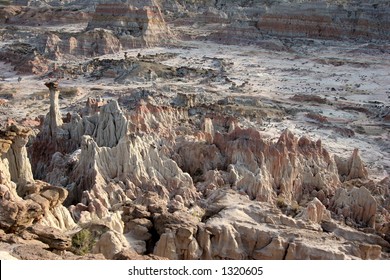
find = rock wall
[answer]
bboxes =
[166,0,390,41]
[175,124,341,206]
[256,1,390,41]
[3,4,91,26]
[87,1,173,48]
[41,29,122,59]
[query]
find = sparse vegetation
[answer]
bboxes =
[71,229,95,255]
[60,87,82,98]
[276,196,288,209]
[276,197,302,217]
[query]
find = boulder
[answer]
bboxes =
[297,198,331,224]
[92,230,129,259]
[28,224,71,250]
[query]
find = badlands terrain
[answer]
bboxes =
[0,0,389,260]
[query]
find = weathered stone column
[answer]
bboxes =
[6,125,34,189]
[45,81,63,138]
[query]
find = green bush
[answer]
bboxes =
[71,229,95,255]
[276,196,288,209]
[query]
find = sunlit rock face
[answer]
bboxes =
[255,1,390,41]
[87,0,173,48]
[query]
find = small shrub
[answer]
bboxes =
[289,200,301,216]
[60,87,82,98]
[276,196,288,209]
[71,229,95,255]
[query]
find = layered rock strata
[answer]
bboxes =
[41,30,122,59]
[256,1,390,41]
[87,1,173,48]
[167,0,390,41]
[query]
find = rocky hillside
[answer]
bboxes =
[1,0,388,75]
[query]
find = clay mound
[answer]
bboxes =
[79,55,216,83]
[87,1,174,48]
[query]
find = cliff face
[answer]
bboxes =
[2,0,388,75]
[35,1,173,58]
[256,1,390,41]
[164,0,390,42]
[87,1,173,48]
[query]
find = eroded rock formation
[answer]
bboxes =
[87,0,173,48]
[0,75,387,260]
[255,1,390,41]
[166,0,390,42]
[0,43,49,75]
[0,125,76,234]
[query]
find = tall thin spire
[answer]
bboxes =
[45,81,63,138]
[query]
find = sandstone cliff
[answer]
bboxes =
[256,1,390,41]
[87,0,173,48]
[165,0,390,42]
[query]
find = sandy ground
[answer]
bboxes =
[0,30,389,180]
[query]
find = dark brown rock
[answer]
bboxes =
[28,224,71,250]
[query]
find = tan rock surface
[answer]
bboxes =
[92,230,129,259]
[198,190,388,260]
[330,186,377,228]
[87,1,173,48]
[335,148,368,182]
[5,125,34,188]
[297,197,331,224]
